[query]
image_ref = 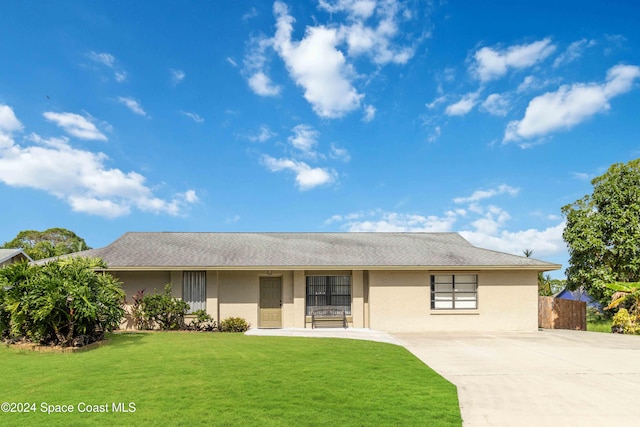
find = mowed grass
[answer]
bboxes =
[0,332,461,426]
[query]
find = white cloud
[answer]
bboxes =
[288,124,319,156]
[445,91,480,116]
[553,39,596,68]
[117,97,148,117]
[472,38,556,82]
[88,51,115,68]
[114,71,127,82]
[461,222,565,257]
[504,64,640,143]
[0,110,196,218]
[248,125,276,142]
[180,111,204,123]
[181,111,204,123]
[170,68,186,84]
[43,111,107,141]
[427,125,441,143]
[321,0,416,64]
[248,71,281,96]
[273,1,363,118]
[571,172,591,181]
[87,51,127,82]
[481,93,510,116]
[453,184,519,204]
[343,211,458,232]
[244,36,281,97]
[363,105,376,122]
[329,143,351,162]
[262,154,335,190]
[326,185,565,257]
[0,105,23,133]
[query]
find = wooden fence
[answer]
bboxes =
[538,296,586,331]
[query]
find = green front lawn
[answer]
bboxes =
[1,333,461,426]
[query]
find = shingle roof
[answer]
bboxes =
[76,232,560,271]
[0,248,32,264]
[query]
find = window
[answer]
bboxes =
[431,274,477,310]
[183,271,206,313]
[306,275,351,315]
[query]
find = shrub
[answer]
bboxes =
[186,310,217,331]
[219,317,250,332]
[611,308,640,334]
[140,284,190,330]
[0,258,125,346]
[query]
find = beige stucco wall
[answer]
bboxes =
[112,271,172,303]
[368,270,539,332]
[111,268,539,332]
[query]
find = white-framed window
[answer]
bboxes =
[431,274,477,310]
[183,271,206,313]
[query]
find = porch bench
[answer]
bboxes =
[310,307,348,329]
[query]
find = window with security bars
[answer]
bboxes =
[431,274,477,310]
[183,271,206,313]
[306,276,351,315]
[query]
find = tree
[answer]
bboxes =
[523,249,555,296]
[1,228,90,260]
[0,257,124,346]
[562,159,640,306]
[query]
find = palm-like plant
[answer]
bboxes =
[605,282,640,314]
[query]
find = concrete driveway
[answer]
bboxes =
[392,330,640,426]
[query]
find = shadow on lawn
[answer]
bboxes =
[107,331,149,346]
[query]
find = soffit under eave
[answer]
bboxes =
[97,263,562,272]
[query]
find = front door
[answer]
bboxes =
[259,277,282,328]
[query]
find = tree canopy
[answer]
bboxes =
[562,159,640,305]
[1,228,90,260]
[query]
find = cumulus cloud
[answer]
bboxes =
[326,183,565,257]
[363,105,376,122]
[504,64,640,143]
[248,125,276,143]
[445,91,480,116]
[329,143,351,162]
[288,124,319,156]
[242,0,418,119]
[43,112,107,141]
[261,154,335,190]
[273,1,362,118]
[472,38,556,82]
[0,105,24,132]
[244,36,281,97]
[0,105,197,218]
[481,93,510,116]
[248,71,281,96]
[117,97,148,117]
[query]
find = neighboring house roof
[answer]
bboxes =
[0,248,33,265]
[73,232,561,271]
[556,288,602,308]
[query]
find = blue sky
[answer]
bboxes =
[1,1,639,276]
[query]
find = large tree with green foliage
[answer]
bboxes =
[1,228,90,260]
[562,159,640,306]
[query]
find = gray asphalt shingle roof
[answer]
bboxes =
[76,232,560,271]
[0,248,32,264]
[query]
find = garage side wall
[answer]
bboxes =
[368,270,538,332]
